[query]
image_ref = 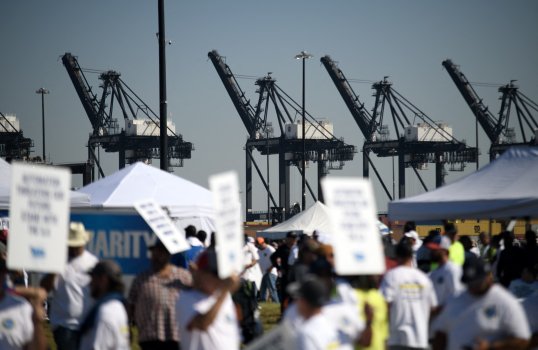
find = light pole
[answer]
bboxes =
[158,0,168,171]
[36,88,49,162]
[295,51,313,211]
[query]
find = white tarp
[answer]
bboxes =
[77,162,215,232]
[0,158,90,209]
[388,147,538,220]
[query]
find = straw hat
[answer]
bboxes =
[68,222,90,247]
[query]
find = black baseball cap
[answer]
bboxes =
[287,275,329,307]
[461,255,491,284]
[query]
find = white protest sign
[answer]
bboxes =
[134,200,190,254]
[8,163,71,273]
[209,171,244,279]
[322,177,386,275]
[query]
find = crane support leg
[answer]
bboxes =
[366,154,393,201]
[246,146,253,218]
[295,165,317,203]
[246,149,278,207]
[363,150,369,178]
[279,150,290,220]
[317,157,328,203]
[119,147,126,169]
[398,152,406,199]
[435,152,445,188]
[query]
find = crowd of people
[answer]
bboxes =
[0,220,537,350]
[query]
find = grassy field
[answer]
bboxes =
[259,302,281,332]
[45,302,282,349]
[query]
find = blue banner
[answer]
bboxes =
[70,211,156,275]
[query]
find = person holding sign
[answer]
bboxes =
[40,222,98,350]
[0,254,47,350]
[175,249,241,350]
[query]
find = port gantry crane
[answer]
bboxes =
[208,50,356,221]
[62,53,192,181]
[0,112,33,161]
[321,56,478,199]
[443,59,538,160]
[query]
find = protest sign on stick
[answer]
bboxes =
[8,163,71,273]
[134,199,190,254]
[322,177,386,275]
[209,171,243,279]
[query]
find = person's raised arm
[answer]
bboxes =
[187,275,240,331]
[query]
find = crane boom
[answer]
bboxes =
[442,59,502,143]
[320,56,374,139]
[207,50,260,137]
[62,53,102,134]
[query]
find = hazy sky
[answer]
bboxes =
[1,1,537,212]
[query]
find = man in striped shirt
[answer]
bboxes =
[128,240,192,350]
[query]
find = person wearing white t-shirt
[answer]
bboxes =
[256,237,279,302]
[79,260,129,350]
[381,238,438,350]
[40,222,98,350]
[242,236,263,291]
[284,260,367,350]
[176,249,241,350]
[0,258,46,350]
[427,236,464,309]
[288,276,340,350]
[432,256,530,350]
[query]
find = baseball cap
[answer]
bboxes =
[461,255,491,284]
[247,236,255,244]
[426,235,451,250]
[68,222,90,247]
[404,230,419,240]
[256,237,265,245]
[89,260,123,284]
[287,276,329,308]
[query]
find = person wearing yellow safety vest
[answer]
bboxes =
[444,223,465,266]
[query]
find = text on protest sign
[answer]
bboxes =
[134,200,190,254]
[8,163,71,273]
[209,171,243,279]
[322,177,386,275]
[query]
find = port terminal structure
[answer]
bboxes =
[208,50,356,222]
[321,56,478,200]
[0,112,34,161]
[443,59,538,160]
[62,52,193,183]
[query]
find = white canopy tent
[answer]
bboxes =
[77,162,215,232]
[261,201,332,238]
[0,158,90,209]
[260,201,388,240]
[388,147,538,221]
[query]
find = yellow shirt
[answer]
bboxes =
[354,289,388,350]
[448,241,465,266]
